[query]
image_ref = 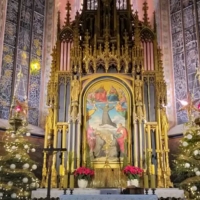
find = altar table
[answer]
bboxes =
[60,194,158,200]
[32,188,184,199]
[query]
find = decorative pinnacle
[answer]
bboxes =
[64,1,71,26]
[57,11,61,34]
[143,1,150,26]
[134,11,140,45]
[153,11,156,33]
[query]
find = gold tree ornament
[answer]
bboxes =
[14,99,28,118]
[178,93,200,121]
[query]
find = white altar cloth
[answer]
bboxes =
[32,188,184,199]
[155,188,184,198]
[60,194,158,200]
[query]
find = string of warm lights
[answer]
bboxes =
[0,68,39,199]
[174,66,200,199]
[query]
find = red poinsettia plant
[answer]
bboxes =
[74,166,94,180]
[123,165,143,180]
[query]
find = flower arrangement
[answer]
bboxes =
[74,166,94,180]
[123,165,143,180]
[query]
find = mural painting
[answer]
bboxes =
[85,80,130,163]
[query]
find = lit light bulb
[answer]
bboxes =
[8,181,13,186]
[185,163,190,168]
[22,177,28,183]
[194,150,198,156]
[180,100,188,106]
[15,106,21,112]
[196,171,200,176]
[11,193,17,198]
[10,164,16,169]
[183,141,188,147]
[186,134,192,140]
[32,164,37,170]
[26,132,31,137]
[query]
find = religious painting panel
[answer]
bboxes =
[84,79,131,168]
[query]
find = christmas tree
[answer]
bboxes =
[174,94,200,199]
[0,69,39,199]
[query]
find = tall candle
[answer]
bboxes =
[63,174,68,189]
[151,164,155,175]
[69,174,74,189]
[150,174,156,189]
[60,165,64,176]
[144,174,149,188]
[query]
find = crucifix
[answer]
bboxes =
[44,131,67,200]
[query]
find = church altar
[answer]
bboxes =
[60,194,158,200]
[31,188,184,199]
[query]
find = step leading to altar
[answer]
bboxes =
[60,194,158,200]
[32,188,184,199]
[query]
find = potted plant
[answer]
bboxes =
[123,165,143,187]
[74,166,94,188]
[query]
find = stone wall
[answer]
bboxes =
[155,0,176,128]
[39,0,59,128]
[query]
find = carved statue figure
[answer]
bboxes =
[70,76,80,121]
[134,75,143,103]
[71,75,80,102]
[70,103,78,121]
[160,106,169,136]
[136,103,144,118]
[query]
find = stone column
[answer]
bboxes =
[39,0,59,128]
[155,0,176,128]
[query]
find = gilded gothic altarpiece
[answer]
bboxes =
[42,0,173,188]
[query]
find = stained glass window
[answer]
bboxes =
[0,0,46,125]
[170,0,200,124]
[87,0,98,10]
